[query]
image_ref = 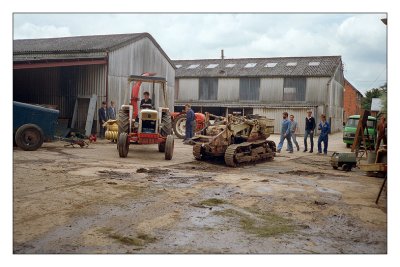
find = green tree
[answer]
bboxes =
[362,83,387,110]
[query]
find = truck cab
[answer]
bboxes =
[343,115,377,148]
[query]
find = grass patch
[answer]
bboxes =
[214,208,294,237]
[199,198,226,206]
[98,228,156,246]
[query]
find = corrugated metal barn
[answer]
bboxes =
[173,56,344,134]
[13,33,175,133]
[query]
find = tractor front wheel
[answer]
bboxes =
[118,132,129,158]
[165,135,174,160]
[158,142,165,152]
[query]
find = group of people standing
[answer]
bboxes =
[277,110,330,155]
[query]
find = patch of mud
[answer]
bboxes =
[136,167,170,175]
[168,160,228,172]
[41,146,74,156]
[291,156,331,167]
[280,170,351,180]
[98,170,132,179]
[150,173,214,188]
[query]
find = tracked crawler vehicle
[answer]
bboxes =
[191,113,276,167]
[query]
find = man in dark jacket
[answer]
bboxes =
[184,104,195,142]
[98,101,107,138]
[107,100,116,120]
[304,110,316,153]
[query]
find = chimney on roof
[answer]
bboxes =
[221,49,224,59]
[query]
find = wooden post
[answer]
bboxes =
[352,110,371,157]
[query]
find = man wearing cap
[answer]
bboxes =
[304,110,316,153]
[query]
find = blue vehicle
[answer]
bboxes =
[13,101,59,151]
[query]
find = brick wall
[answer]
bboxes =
[343,80,363,121]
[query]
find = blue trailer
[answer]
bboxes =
[13,101,59,151]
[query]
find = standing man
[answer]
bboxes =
[304,110,316,153]
[317,114,330,155]
[277,112,293,153]
[98,101,107,138]
[108,100,116,120]
[289,114,300,151]
[184,104,195,143]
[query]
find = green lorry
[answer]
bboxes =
[343,115,377,148]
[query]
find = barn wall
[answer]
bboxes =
[108,37,175,111]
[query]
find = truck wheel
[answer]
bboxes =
[172,114,186,139]
[118,132,129,158]
[15,124,44,151]
[158,142,165,152]
[346,143,351,148]
[165,135,174,160]
[333,166,338,170]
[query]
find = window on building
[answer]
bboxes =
[308,61,320,66]
[283,77,306,101]
[226,63,236,68]
[240,78,260,101]
[187,64,200,69]
[265,62,277,68]
[244,63,257,68]
[199,78,218,100]
[206,64,219,68]
[175,64,182,68]
[286,62,297,66]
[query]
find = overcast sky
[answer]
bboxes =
[13,13,387,94]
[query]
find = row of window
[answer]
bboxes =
[176,61,320,69]
[198,77,306,102]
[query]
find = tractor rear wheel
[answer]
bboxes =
[15,124,44,151]
[160,111,172,137]
[165,135,174,160]
[118,132,129,158]
[172,114,186,139]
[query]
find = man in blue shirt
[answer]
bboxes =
[277,112,293,153]
[317,114,330,155]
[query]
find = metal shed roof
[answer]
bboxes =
[13,33,175,68]
[173,56,342,78]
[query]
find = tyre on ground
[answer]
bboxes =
[118,132,129,158]
[165,135,174,160]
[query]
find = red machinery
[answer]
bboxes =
[117,74,174,160]
[171,111,206,139]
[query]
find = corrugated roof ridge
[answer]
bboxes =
[13,32,147,54]
[172,55,341,62]
[13,32,143,41]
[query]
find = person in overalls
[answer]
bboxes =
[317,114,330,155]
[184,104,195,143]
